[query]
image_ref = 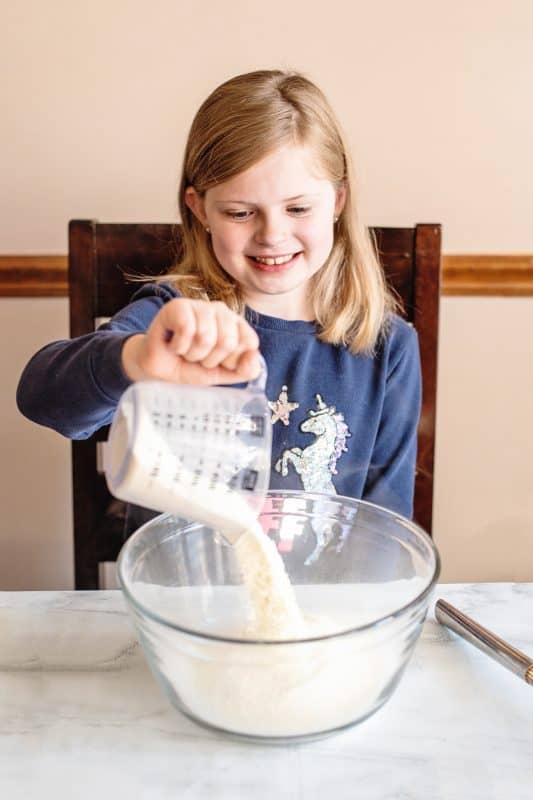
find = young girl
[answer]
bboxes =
[17,69,421,526]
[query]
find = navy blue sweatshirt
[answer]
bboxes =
[17,282,421,518]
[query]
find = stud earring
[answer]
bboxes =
[205,226,211,234]
[334,216,339,223]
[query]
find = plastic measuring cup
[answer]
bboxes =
[103,358,272,544]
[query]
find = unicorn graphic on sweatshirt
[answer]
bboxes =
[274,394,351,563]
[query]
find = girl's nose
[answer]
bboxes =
[254,213,288,248]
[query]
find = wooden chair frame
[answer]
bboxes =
[69,220,441,588]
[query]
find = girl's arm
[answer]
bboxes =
[16,288,170,439]
[362,321,422,519]
[17,284,260,440]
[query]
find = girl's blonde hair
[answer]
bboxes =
[167,69,397,354]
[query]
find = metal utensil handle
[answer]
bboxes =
[435,598,533,685]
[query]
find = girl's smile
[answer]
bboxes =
[185,144,345,320]
[247,252,302,271]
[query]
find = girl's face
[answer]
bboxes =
[185,144,346,320]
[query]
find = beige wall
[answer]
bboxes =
[3,0,533,252]
[2,1,533,588]
[434,297,533,582]
[0,299,72,589]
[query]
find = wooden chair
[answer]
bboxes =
[69,220,441,589]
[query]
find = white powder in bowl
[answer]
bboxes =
[135,519,426,738]
[146,593,410,738]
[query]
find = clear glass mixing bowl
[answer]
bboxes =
[117,491,440,744]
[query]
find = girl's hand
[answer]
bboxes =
[121,298,261,385]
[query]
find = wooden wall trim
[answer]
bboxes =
[1,254,533,298]
[442,255,533,296]
[0,256,68,297]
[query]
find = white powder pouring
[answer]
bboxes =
[232,519,306,639]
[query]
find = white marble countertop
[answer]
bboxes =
[1,583,532,799]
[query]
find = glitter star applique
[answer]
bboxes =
[268,385,299,426]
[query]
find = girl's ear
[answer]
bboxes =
[334,181,347,217]
[184,187,208,227]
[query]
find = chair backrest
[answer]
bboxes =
[69,219,441,588]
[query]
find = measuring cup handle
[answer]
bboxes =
[246,353,268,393]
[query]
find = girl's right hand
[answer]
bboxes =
[121,298,261,386]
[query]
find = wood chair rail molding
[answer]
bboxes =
[1,253,533,298]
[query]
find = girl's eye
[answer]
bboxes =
[224,206,311,220]
[226,210,252,220]
[288,206,311,215]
